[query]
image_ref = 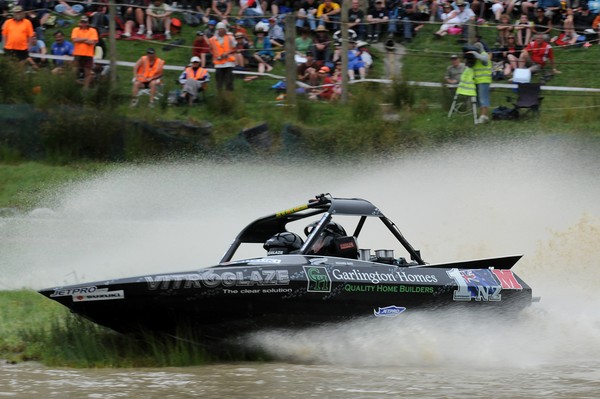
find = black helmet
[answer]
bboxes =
[304,221,347,237]
[264,232,304,255]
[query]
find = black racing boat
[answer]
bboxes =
[39,194,536,339]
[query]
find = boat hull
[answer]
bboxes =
[39,255,533,339]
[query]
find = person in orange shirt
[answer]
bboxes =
[71,15,98,88]
[131,47,165,107]
[1,6,34,62]
[208,22,236,92]
[178,56,211,105]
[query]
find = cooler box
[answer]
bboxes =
[513,68,531,83]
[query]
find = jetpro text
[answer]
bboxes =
[331,269,438,284]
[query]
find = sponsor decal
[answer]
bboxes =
[331,268,438,284]
[51,286,101,297]
[73,290,124,302]
[447,268,504,301]
[275,204,309,217]
[303,266,332,293]
[491,269,523,290]
[222,288,292,294]
[145,269,290,290]
[247,258,282,264]
[344,284,434,294]
[373,305,406,318]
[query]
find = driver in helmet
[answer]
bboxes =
[305,221,347,256]
[263,232,304,255]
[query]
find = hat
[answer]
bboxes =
[190,56,201,63]
[236,19,245,25]
[196,30,204,35]
[234,32,245,38]
[255,27,265,33]
[269,16,276,21]
[146,47,156,54]
[80,15,89,22]
[316,25,327,32]
[450,54,458,59]
[456,0,465,5]
[472,42,484,52]
[12,5,23,12]
[356,40,368,48]
[319,66,330,74]
[536,7,544,11]
[208,20,217,25]
[216,22,226,30]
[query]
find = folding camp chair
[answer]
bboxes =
[511,83,543,117]
[448,91,478,125]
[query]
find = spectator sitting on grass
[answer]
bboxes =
[145,0,173,40]
[518,33,560,81]
[252,27,274,73]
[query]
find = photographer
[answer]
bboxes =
[465,43,492,123]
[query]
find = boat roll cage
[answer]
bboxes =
[220,193,425,265]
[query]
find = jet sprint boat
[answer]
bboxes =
[39,194,535,339]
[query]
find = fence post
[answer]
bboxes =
[341,0,349,104]
[285,14,297,106]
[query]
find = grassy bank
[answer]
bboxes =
[0,290,262,367]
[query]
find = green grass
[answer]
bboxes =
[0,290,265,367]
[0,162,113,210]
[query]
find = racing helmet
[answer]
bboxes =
[263,232,304,255]
[305,221,348,256]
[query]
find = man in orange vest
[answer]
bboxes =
[71,15,98,89]
[178,56,210,105]
[2,6,34,63]
[208,22,236,92]
[131,47,165,107]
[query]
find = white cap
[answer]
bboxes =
[216,22,226,30]
[190,56,201,63]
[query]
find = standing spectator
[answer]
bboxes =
[518,32,560,80]
[2,5,34,63]
[212,0,232,21]
[131,47,164,107]
[120,0,146,38]
[209,21,236,92]
[444,54,465,84]
[468,42,492,123]
[514,13,534,46]
[50,30,73,74]
[267,16,284,47]
[295,0,318,32]
[316,0,341,30]
[71,15,98,88]
[192,30,211,67]
[146,0,173,40]
[178,56,210,104]
[367,0,388,42]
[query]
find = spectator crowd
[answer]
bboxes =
[2,0,599,105]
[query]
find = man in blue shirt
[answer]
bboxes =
[50,30,74,74]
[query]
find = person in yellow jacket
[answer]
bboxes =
[456,66,476,98]
[131,47,165,107]
[178,56,210,105]
[209,22,236,92]
[467,42,492,124]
